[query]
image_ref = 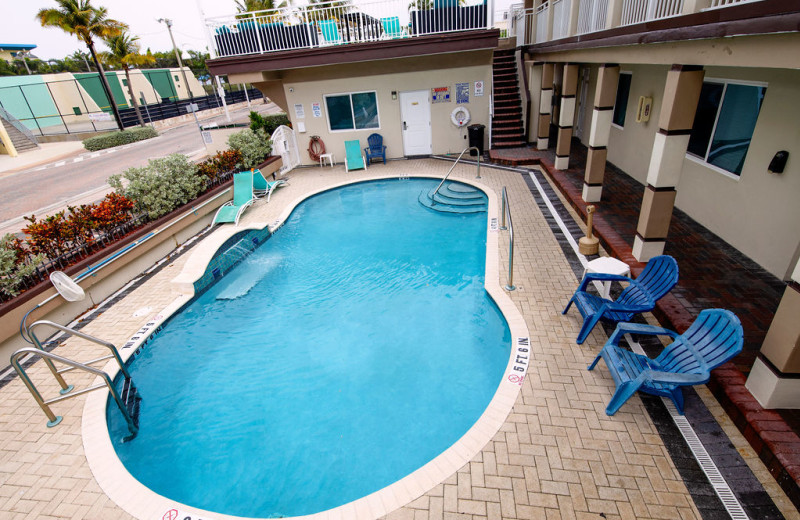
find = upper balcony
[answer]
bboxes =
[508,0,800,50]
[205,0,499,72]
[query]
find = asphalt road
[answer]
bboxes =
[0,102,282,230]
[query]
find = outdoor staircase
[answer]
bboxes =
[418,181,487,214]
[121,377,142,430]
[0,113,39,153]
[491,49,526,149]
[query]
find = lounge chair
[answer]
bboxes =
[380,17,408,39]
[345,140,367,172]
[252,168,287,202]
[318,20,342,45]
[364,133,387,164]
[213,171,256,225]
[588,309,743,415]
[563,255,679,344]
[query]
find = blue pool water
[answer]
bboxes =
[108,179,511,518]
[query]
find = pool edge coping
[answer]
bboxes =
[82,170,531,520]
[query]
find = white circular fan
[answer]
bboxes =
[49,271,85,302]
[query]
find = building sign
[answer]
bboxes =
[456,82,469,104]
[294,103,305,119]
[474,81,484,97]
[312,102,322,118]
[88,112,112,122]
[432,86,450,103]
[201,131,213,144]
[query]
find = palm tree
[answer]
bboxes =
[103,33,155,127]
[71,50,93,71]
[36,0,128,131]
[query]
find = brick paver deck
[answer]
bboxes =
[0,159,796,519]
[489,141,800,511]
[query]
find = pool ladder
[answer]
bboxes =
[12,320,140,441]
[430,146,482,203]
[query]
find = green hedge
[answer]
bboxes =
[249,112,291,136]
[82,127,159,152]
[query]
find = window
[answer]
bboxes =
[324,91,379,131]
[122,78,128,86]
[687,80,766,177]
[72,107,82,116]
[174,75,180,82]
[612,72,632,128]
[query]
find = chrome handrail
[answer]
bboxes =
[11,347,138,440]
[431,146,481,204]
[501,186,515,291]
[24,320,131,393]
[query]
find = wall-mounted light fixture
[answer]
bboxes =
[392,91,397,100]
[768,151,789,174]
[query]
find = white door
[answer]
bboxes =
[399,90,432,156]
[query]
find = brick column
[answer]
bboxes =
[554,64,579,170]
[583,64,619,202]
[537,63,554,150]
[747,260,800,408]
[632,65,704,262]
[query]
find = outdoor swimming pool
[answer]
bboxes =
[106,178,511,518]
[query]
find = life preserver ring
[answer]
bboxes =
[451,106,471,127]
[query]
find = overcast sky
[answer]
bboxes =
[4,0,513,61]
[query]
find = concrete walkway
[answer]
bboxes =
[0,160,795,519]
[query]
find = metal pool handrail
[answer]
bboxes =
[431,146,481,204]
[501,186,515,291]
[10,347,139,440]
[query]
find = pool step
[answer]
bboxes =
[121,377,141,430]
[418,182,487,214]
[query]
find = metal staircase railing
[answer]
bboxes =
[0,106,39,145]
[431,146,482,204]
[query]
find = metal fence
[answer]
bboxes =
[0,77,264,136]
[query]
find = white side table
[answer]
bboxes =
[319,153,334,167]
[584,256,631,299]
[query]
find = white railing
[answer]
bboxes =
[551,0,571,40]
[534,2,549,43]
[620,0,683,26]
[577,0,609,34]
[708,0,761,7]
[206,0,493,58]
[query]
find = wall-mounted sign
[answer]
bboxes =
[312,102,322,118]
[432,86,450,103]
[201,131,213,144]
[456,82,469,104]
[88,112,112,122]
[474,81,484,97]
[294,103,305,119]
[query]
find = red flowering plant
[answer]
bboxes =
[196,149,242,181]
[91,193,135,231]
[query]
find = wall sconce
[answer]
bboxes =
[768,151,789,174]
[392,91,397,100]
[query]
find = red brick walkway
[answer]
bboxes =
[489,142,800,509]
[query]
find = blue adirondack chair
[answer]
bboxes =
[364,133,386,164]
[588,309,743,415]
[563,255,679,344]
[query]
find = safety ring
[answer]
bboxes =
[450,106,471,127]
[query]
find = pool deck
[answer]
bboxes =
[0,159,797,520]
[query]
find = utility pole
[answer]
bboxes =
[157,18,194,100]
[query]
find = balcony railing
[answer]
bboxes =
[513,0,766,45]
[205,0,494,59]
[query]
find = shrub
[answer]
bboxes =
[0,234,45,297]
[83,127,158,152]
[91,193,136,231]
[197,149,242,179]
[227,128,272,170]
[109,154,205,220]
[249,111,291,136]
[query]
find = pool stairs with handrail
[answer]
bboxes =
[418,182,487,214]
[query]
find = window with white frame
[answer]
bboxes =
[612,72,632,128]
[687,79,766,177]
[324,91,379,132]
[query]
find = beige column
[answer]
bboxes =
[554,63,579,170]
[746,259,800,408]
[632,65,704,262]
[583,64,619,202]
[537,63,554,150]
